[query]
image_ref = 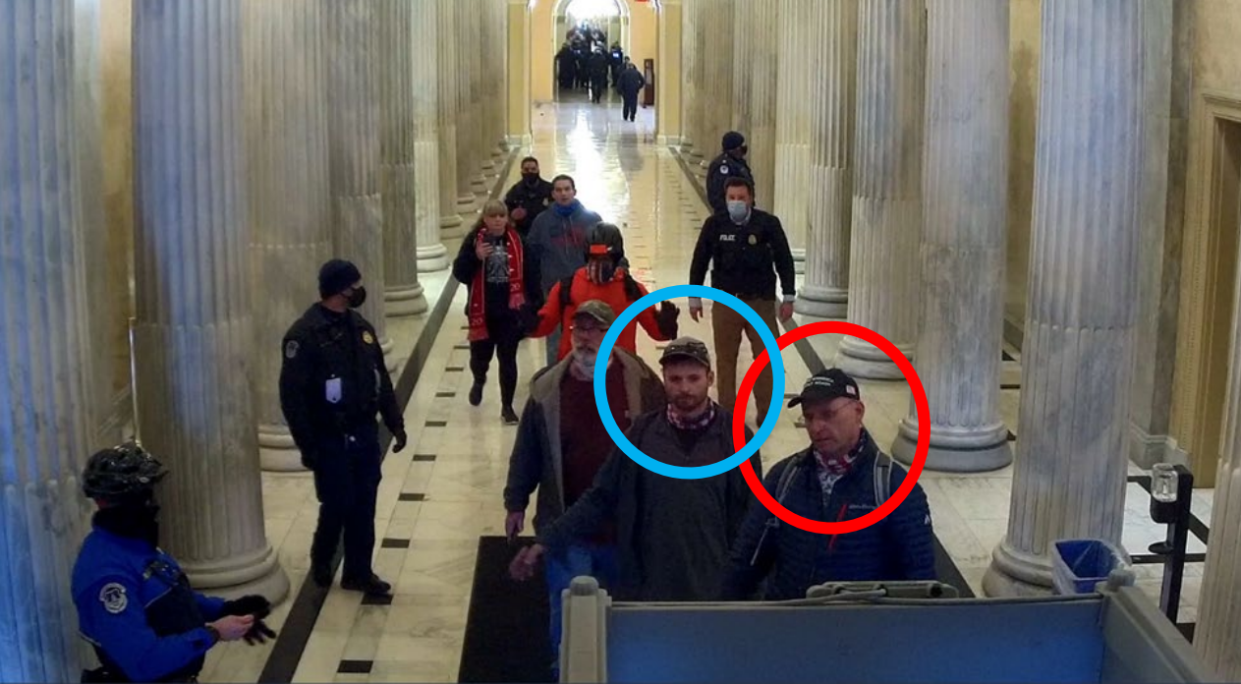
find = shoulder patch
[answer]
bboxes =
[284,340,299,359]
[99,582,128,614]
[719,165,730,174]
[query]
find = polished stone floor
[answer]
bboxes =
[197,99,1213,683]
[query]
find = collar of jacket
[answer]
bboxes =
[791,427,879,475]
[307,302,357,330]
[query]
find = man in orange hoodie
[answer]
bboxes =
[530,223,679,361]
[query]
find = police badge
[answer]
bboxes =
[99,583,127,614]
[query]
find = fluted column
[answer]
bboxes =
[478,0,498,176]
[436,0,465,237]
[1198,349,1241,677]
[699,0,735,177]
[735,0,777,209]
[413,0,448,272]
[245,0,334,472]
[0,2,98,679]
[774,0,812,272]
[834,0,925,379]
[462,0,488,197]
[984,0,1144,597]
[132,0,289,601]
[680,0,702,159]
[377,0,428,316]
[795,0,858,319]
[446,0,476,216]
[890,0,1012,472]
[327,0,395,365]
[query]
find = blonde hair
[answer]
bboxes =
[481,199,508,218]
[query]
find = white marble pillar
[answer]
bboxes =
[890,0,1012,472]
[326,0,396,365]
[0,2,98,679]
[731,1,753,138]
[436,0,466,237]
[984,0,1144,597]
[794,0,858,320]
[478,0,498,176]
[699,0,735,178]
[131,0,289,601]
[774,0,812,272]
[679,0,701,159]
[412,0,448,273]
[377,0,429,316]
[738,1,778,210]
[244,0,334,472]
[462,0,488,197]
[834,0,925,379]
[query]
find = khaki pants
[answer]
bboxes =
[712,296,780,419]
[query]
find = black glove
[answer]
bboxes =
[243,619,277,646]
[300,449,317,470]
[221,594,272,619]
[655,301,680,339]
[392,428,408,453]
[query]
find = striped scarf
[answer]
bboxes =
[468,226,526,342]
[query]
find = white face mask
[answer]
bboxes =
[727,200,750,223]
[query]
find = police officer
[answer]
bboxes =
[71,442,276,683]
[279,259,408,595]
[688,176,796,422]
[503,156,554,237]
[706,131,756,215]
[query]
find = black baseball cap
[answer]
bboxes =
[659,336,712,369]
[787,369,860,408]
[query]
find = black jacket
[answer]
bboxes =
[451,226,543,339]
[278,304,403,456]
[503,177,554,236]
[536,408,762,602]
[618,68,646,98]
[721,432,936,601]
[707,152,755,215]
[689,208,797,301]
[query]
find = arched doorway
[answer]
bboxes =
[552,0,628,101]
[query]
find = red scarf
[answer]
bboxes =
[468,226,527,342]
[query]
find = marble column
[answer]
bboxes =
[413,0,448,273]
[774,0,812,272]
[436,0,465,237]
[326,0,395,365]
[462,0,488,197]
[699,0,735,178]
[731,2,753,138]
[446,0,476,216]
[377,0,429,316]
[0,2,98,679]
[679,0,702,159]
[736,1,778,210]
[131,0,289,601]
[834,0,925,380]
[984,0,1144,597]
[1197,344,1241,678]
[890,0,1012,472]
[478,0,498,176]
[794,0,858,320]
[244,0,334,472]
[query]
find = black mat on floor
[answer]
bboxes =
[459,536,554,684]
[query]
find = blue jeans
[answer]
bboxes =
[544,326,563,368]
[545,543,618,676]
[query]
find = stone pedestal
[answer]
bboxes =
[378,0,428,317]
[413,0,448,273]
[0,3,99,679]
[891,0,1012,472]
[984,0,1144,597]
[834,0,926,380]
[245,0,335,472]
[1197,377,1241,678]
[327,0,396,367]
[775,0,812,273]
[795,0,858,320]
[132,0,289,602]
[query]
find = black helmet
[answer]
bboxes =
[585,222,625,262]
[82,441,168,501]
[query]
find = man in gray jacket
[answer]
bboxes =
[526,174,604,366]
[503,300,665,678]
[509,336,762,605]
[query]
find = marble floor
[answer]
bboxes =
[199,99,1213,683]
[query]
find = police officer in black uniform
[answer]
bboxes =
[279,259,408,596]
[706,131,756,216]
[688,176,796,422]
[71,442,276,683]
[503,156,554,237]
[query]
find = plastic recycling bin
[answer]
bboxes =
[1052,539,1134,595]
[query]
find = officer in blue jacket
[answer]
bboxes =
[71,442,276,683]
[721,369,936,601]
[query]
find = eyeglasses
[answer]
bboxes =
[571,323,608,334]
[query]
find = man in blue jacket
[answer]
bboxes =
[721,369,936,601]
[71,442,275,682]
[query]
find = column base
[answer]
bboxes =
[417,243,450,272]
[983,540,1056,597]
[440,213,465,241]
[258,424,306,472]
[386,284,429,317]
[792,247,806,275]
[794,286,848,319]
[834,336,914,381]
[457,194,478,216]
[183,542,291,605]
[658,135,682,147]
[470,174,489,194]
[891,417,1012,472]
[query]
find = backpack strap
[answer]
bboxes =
[559,275,575,308]
[621,272,642,302]
[873,451,893,505]
[748,454,807,567]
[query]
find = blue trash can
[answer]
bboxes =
[1052,539,1133,595]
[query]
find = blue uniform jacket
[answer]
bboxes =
[71,525,225,682]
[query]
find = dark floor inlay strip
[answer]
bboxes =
[1000,384,1021,390]
[361,593,394,606]
[412,453,437,462]
[381,538,411,549]
[338,660,374,674]
[1007,431,1017,442]
[436,391,456,398]
[426,419,448,427]
[1002,350,1015,362]
[446,366,465,372]
[399,492,426,501]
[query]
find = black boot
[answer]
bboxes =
[311,563,333,588]
[341,573,392,596]
[469,381,484,406]
[501,405,519,425]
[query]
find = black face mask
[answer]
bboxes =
[522,172,540,184]
[95,500,161,547]
[347,286,367,309]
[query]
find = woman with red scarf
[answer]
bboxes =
[452,200,542,424]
